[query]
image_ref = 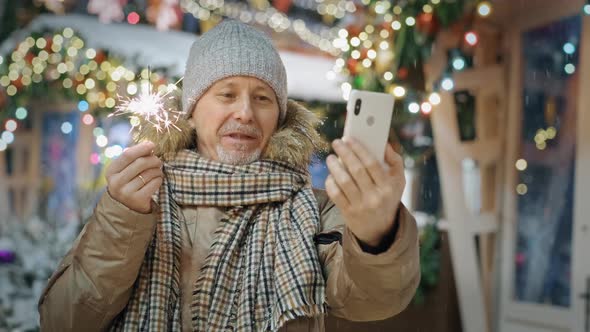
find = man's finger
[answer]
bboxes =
[343,137,387,186]
[124,167,164,193]
[325,154,361,203]
[333,138,375,193]
[325,175,350,209]
[118,156,162,185]
[384,143,403,176]
[108,141,155,175]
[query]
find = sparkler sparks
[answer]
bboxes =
[110,75,184,134]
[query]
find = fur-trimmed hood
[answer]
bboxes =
[132,99,328,169]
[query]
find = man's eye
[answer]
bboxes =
[256,95,271,101]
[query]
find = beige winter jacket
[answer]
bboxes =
[38,100,420,331]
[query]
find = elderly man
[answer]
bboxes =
[39,20,419,331]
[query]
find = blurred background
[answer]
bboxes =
[0,0,589,331]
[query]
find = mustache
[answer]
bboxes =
[217,121,262,138]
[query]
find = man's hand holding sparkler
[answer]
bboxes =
[105,141,163,214]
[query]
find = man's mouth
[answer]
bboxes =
[225,132,257,140]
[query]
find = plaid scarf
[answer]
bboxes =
[111,149,326,331]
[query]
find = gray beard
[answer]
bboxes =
[215,144,261,165]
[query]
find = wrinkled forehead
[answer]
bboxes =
[208,76,277,94]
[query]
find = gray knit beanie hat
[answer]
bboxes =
[182,20,288,123]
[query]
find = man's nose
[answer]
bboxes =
[233,96,254,123]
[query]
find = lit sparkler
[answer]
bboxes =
[109,71,184,134]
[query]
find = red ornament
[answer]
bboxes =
[273,0,293,13]
[347,58,359,75]
[416,12,439,36]
[346,24,362,37]
[45,37,53,51]
[12,77,23,90]
[0,89,6,109]
[397,67,409,80]
[360,48,368,59]
[24,52,35,65]
[94,50,106,64]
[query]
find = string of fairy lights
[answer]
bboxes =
[330,0,495,117]
[180,0,344,55]
[0,28,175,160]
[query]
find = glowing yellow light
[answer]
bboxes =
[362,59,372,68]
[393,5,402,14]
[88,61,98,71]
[111,69,123,81]
[74,72,84,81]
[6,85,17,96]
[86,48,96,59]
[384,72,393,80]
[431,0,440,4]
[49,53,62,64]
[105,98,116,108]
[429,92,441,105]
[515,159,528,171]
[76,84,87,95]
[100,61,112,72]
[127,82,138,95]
[51,43,62,53]
[351,50,361,59]
[536,141,547,150]
[85,78,96,89]
[380,29,390,38]
[124,71,135,81]
[546,126,557,139]
[87,92,98,103]
[72,38,84,49]
[423,4,433,13]
[67,47,78,57]
[62,78,73,88]
[363,40,373,48]
[79,64,90,75]
[21,76,31,86]
[53,35,63,45]
[393,86,406,97]
[365,25,374,34]
[359,32,368,41]
[392,21,402,30]
[38,50,49,61]
[380,41,389,50]
[67,61,75,72]
[63,28,74,38]
[367,49,377,59]
[25,37,36,47]
[477,1,492,17]
[338,29,348,38]
[8,71,18,81]
[36,38,47,49]
[406,17,416,26]
[0,76,10,87]
[106,82,117,92]
[516,183,528,195]
[96,71,106,80]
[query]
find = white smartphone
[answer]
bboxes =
[343,89,394,164]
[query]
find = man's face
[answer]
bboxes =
[189,76,280,165]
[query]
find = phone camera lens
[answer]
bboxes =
[354,99,361,115]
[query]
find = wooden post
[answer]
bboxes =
[426,24,505,332]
